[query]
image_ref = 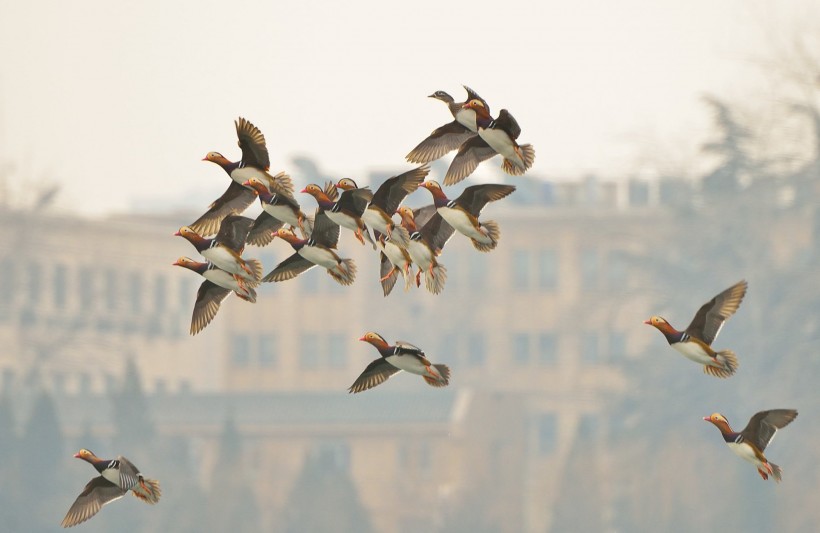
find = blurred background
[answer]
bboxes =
[0,0,818,532]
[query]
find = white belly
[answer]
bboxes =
[455,108,478,132]
[437,206,490,243]
[299,245,340,269]
[727,442,763,468]
[362,208,389,235]
[231,166,267,186]
[406,240,433,269]
[263,203,299,227]
[203,268,241,291]
[202,247,243,276]
[101,467,122,487]
[382,241,409,268]
[478,128,521,166]
[385,354,429,376]
[672,341,715,366]
[326,210,359,232]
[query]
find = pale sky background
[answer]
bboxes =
[0,0,816,215]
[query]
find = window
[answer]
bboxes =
[536,414,557,455]
[300,334,320,369]
[606,251,628,288]
[327,333,347,369]
[512,333,530,365]
[259,334,277,368]
[512,249,530,291]
[578,414,598,439]
[467,333,486,367]
[154,274,167,313]
[104,268,118,311]
[582,333,599,364]
[580,248,598,288]
[0,258,16,304]
[538,333,557,365]
[78,267,95,310]
[538,249,558,290]
[608,331,626,359]
[28,260,42,304]
[129,272,142,314]
[53,264,68,309]
[231,335,251,366]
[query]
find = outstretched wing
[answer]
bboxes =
[189,183,257,237]
[310,210,342,248]
[190,281,231,335]
[740,409,798,452]
[685,280,748,345]
[371,165,429,214]
[61,476,127,528]
[246,212,285,247]
[263,253,316,282]
[235,117,270,169]
[421,213,455,254]
[406,121,476,163]
[456,184,517,215]
[348,358,401,393]
[444,136,496,186]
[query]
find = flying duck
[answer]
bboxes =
[445,102,535,185]
[397,205,455,295]
[419,180,515,251]
[62,449,160,528]
[703,409,798,481]
[262,209,357,285]
[644,280,748,378]
[175,215,263,284]
[406,86,489,163]
[349,332,450,393]
[302,182,376,248]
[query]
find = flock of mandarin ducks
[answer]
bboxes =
[59,87,797,527]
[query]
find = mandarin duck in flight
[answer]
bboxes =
[419,180,516,252]
[302,181,376,249]
[243,176,314,243]
[173,256,257,335]
[175,215,263,285]
[398,205,455,295]
[262,209,357,286]
[349,332,450,393]
[61,449,161,528]
[406,86,489,163]
[644,280,747,378]
[703,409,797,482]
[445,102,535,185]
[191,117,294,236]
[337,164,428,248]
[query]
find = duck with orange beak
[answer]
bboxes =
[349,332,450,393]
[644,280,747,378]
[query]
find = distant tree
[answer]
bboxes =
[282,445,374,533]
[205,414,262,532]
[110,357,155,450]
[700,96,756,197]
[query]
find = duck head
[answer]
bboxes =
[703,413,733,434]
[74,448,101,463]
[429,90,454,103]
[335,178,359,191]
[202,151,231,166]
[242,177,269,195]
[172,256,207,273]
[359,331,389,350]
[397,206,417,231]
[274,228,301,244]
[643,316,678,335]
[174,226,209,247]
[301,183,331,201]
[419,180,448,201]
[463,99,492,120]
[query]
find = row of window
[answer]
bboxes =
[0,259,196,314]
[229,332,627,370]
[511,248,630,291]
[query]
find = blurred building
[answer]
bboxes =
[6,172,813,532]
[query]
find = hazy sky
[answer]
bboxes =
[0,0,815,215]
